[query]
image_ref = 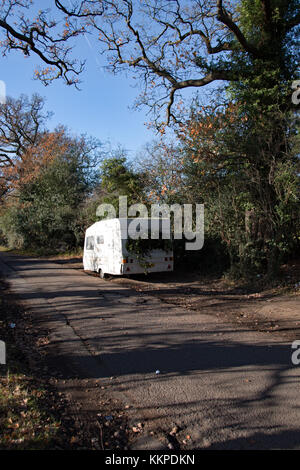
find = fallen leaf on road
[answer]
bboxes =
[170,426,179,436]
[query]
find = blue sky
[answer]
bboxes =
[0,32,158,159]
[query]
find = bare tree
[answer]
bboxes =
[0,0,85,85]
[135,139,184,202]
[0,1,299,126]
[0,93,51,196]
[0,94,50,167]
[53,0,299,126]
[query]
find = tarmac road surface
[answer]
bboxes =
[1,253,300,450]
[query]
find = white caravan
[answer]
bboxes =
[83,218,174,277]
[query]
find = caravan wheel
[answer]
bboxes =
[99,269,106,279]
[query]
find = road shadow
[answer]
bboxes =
[2,253,300,450]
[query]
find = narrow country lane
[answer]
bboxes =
[1,253,299,450]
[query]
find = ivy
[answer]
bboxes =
[126,232,173,273]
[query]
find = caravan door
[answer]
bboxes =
[84,235,96,271]
[95,233,106,272]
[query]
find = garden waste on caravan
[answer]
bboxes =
[83,218,174,278]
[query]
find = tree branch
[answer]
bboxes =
[0,13,84,86]
[216,0,262,57]
[166,70,239,124]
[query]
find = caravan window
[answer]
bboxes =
[85,236,95,250]
[97,235,104,244]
